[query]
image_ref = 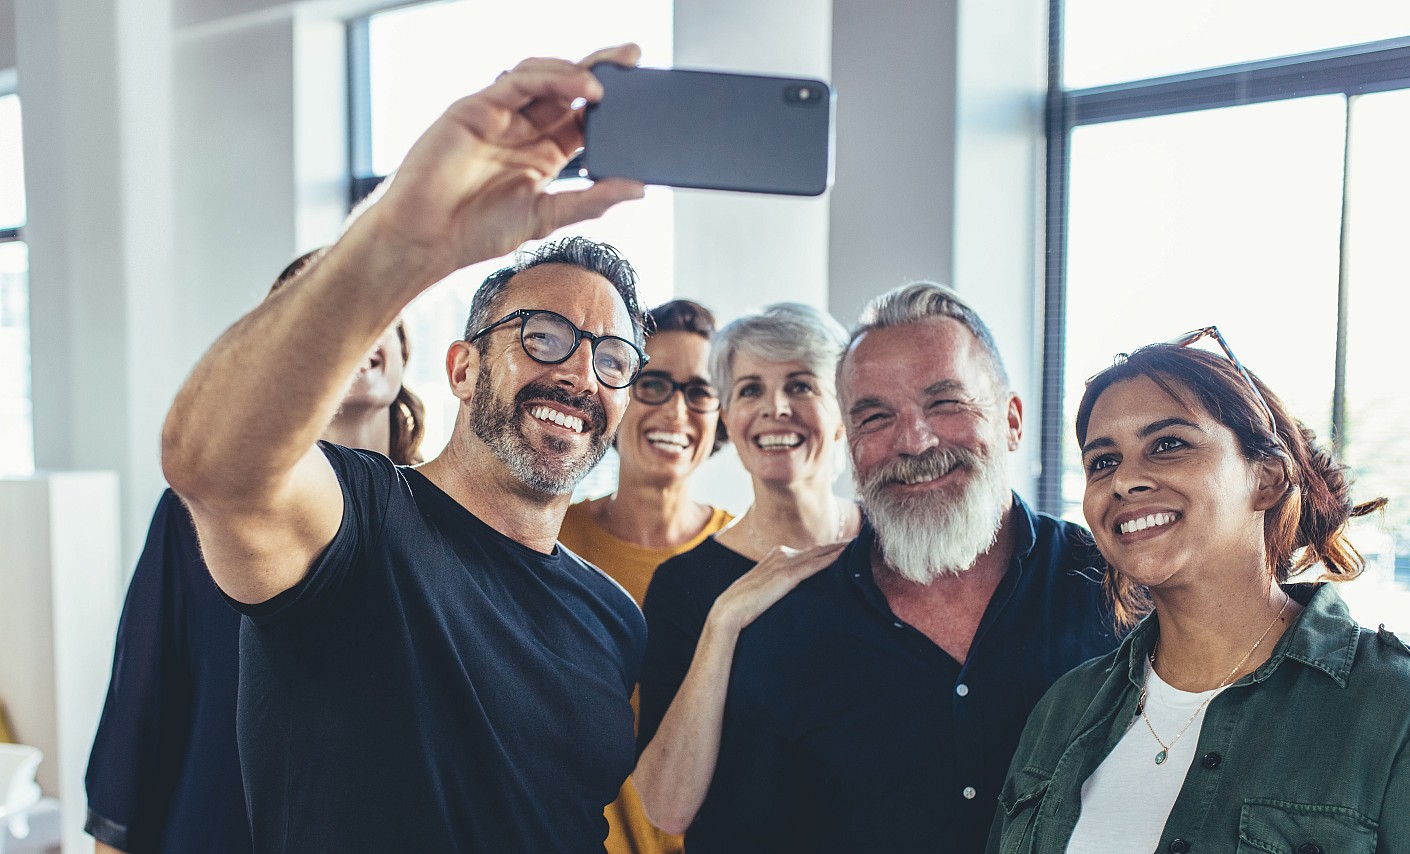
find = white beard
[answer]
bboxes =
[857,444,1010,584]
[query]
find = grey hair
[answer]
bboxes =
[842,281,1011,389]
[711,302,849,410]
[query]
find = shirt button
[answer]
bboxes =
[1297,845,1323,854]
[962,786,977,800]
[1200,752,1221,769]
[1168,839,1190,854]
[956,683,970,697]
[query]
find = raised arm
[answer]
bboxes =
[162,46,645,604]
[634,541,843,834]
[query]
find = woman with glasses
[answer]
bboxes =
[987,329,1408,854]
[633,302,860,838]
[558,299,733,854]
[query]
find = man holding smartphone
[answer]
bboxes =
[161,46,647,851]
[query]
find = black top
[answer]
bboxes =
[85,490,252,854]
[231,443,647,853]
[637,536,757,752]
[685,495,1121,854]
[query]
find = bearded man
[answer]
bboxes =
[679,283,1120,854]
[162,47,653,853]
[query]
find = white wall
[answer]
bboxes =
[0,473,121,851]
[0,0,15,72]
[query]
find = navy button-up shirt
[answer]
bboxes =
[687,495,1120,854]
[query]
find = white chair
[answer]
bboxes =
[0,744,42,845]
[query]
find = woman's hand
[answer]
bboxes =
[635,539,846,834]
[709,541,848,635]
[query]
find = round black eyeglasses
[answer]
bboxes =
[468,309,648,389]
[632,372,721,413]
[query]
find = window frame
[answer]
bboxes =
[1038,16,1410,514]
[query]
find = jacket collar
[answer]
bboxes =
[1115,582,1359,690]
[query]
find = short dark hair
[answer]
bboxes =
[644,299,728,454]
[647,298,716,340]
[1077,343,1386,629]
[463,236,646,349]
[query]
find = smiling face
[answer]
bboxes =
[341,321,406,414]
[721,350,844,490]
[462,263,634,495]
[840,318,1020,581]
[616,331,718,488]
[1080,374,1273,591]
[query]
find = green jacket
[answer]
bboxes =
[988,583,1410,854]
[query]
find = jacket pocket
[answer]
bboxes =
[992,768,1052,854]
[1237,799,1377,854]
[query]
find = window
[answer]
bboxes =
[348,0,673,493]
[0,92,31,476]
[1044,12,1410,630]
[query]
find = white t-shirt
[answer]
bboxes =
[1066,662,1230,853]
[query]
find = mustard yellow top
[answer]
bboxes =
[559,501,734,608]
[559,499,735,854]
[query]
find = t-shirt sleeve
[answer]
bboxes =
[228,441,396,622]
[84,490,199,852]
[637,555,714,754]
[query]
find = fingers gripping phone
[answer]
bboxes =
[582,64,834,197]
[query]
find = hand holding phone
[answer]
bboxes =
[583,64,833,196]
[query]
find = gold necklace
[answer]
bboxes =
[745,501,849,555]
[1139,597,1289,765]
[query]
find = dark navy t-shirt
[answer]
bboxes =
[232,443,646,853]
[85,490,252,854]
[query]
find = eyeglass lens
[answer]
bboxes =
[520,311,641,388]
[633,373,720,412]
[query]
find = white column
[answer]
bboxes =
[0,473,121,853]
[952,0,1046,494]
[16,0,177,569]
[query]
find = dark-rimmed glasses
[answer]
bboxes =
[632,372,721,413]
[468,309,648,389]
[1169,325,1276,429]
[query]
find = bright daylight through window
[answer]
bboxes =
[0,92,31,477]
[1051,3,1410,632]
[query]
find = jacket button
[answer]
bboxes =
[1297,845,1323,854]
[1169,840,1190,854]
[1200,752,1221,769]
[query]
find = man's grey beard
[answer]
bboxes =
[469,359,611,495]
[856,444,1010,584]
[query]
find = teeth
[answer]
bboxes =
[530,406,585,434]
[899,472,939,486]
[757,433,803,449]
[1118,512,1178,536]
[646,431,690,449]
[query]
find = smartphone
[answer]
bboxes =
[581,64,833,197]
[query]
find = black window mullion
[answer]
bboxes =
[347,16,374,209]
[1037,0,1070,516]
[1331,95,1355,455]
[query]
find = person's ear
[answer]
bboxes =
[447,340,481,403]
[1005,392,1024,452]
[1252,456,1290,512]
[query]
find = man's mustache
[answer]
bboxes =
[860,446,982,493]
[515,381,610,436]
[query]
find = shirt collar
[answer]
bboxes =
[1115,582,1359,690]
[843,492,1039,610]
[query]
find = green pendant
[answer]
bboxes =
[1155,750,1168,765]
